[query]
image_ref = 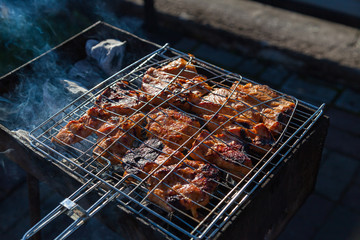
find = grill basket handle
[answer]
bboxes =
[21,175,135,240]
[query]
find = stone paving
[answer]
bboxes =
[1,2,360,240]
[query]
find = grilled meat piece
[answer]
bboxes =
[191,86,274,151]
[122,138,219,218]
[231,82,295,135]
[145,108,201,150]
[53,82,147,146]
[147,159,219,219]
[93,113,145,164]
[122,138,164,179]
[52,107,111,145]
[123,139,190,179]
[192,88,236,116]
[95,81,148,115]
[190,130,252,179]
[192,88,262,120]
[192,83,293,151]
[202,114,274,152]
[141,58,212,110]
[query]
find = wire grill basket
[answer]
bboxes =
[24,44,324,240]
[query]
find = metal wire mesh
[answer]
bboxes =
[29,44,324,239]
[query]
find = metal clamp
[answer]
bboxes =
[61,198,89,221]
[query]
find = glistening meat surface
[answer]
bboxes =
[190,130,253,180]
[145,108,201,151]
[141,58,212,111]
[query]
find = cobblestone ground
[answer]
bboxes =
[1,23,360,240]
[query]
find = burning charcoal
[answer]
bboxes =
[86,39,126,76]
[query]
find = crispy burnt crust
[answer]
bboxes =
[92,113,145,165]
[122,138,219,218]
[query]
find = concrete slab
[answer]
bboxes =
[296,194,334,228]
[291,0,360,19]
[173,38,199,52]
[314,205,360,240]
[342,183,360,213]
[144,0,360,71]
[325,107,360,136]
[259,64,289,87]
[236,59,265,78]
[336,89,360,114]
[0,156,26,201]
[281,75,338,105]
[193,44,243,68]
[0,183,29,232]
[315,152,359,201]
[277,212,317,240]
[325,127,360,160]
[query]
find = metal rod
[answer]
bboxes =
[26,173,41,240]
[143,0,158,31]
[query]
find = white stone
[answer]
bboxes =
[86,39,126,76]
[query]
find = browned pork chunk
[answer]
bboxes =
[52,107,111,145]
[141,58,212,111]
[53,82,148,146]
[147,159,219,219]
[231,82,295,135]
[145,108,201,150]
[93,113,145,165]
[190,130,253,180]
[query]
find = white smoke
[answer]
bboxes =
[0,0,143,130]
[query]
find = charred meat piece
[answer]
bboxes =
[157,57,199,79]
[95,81,149,115]
[122,138,164,179]
[122,138,219,219]
[147,159,219,219]
[93,113,145,165]
[122,139,190,179]
[52,107,111,145]
[203,114,274,152]
[260,100,294,135]
[53,82,147,146]
[141,58,212,110]
[145,108,201,150]
[190,130,252,179]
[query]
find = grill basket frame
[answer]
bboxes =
[24,44,325,240]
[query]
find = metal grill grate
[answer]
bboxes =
[25,44,324,240]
